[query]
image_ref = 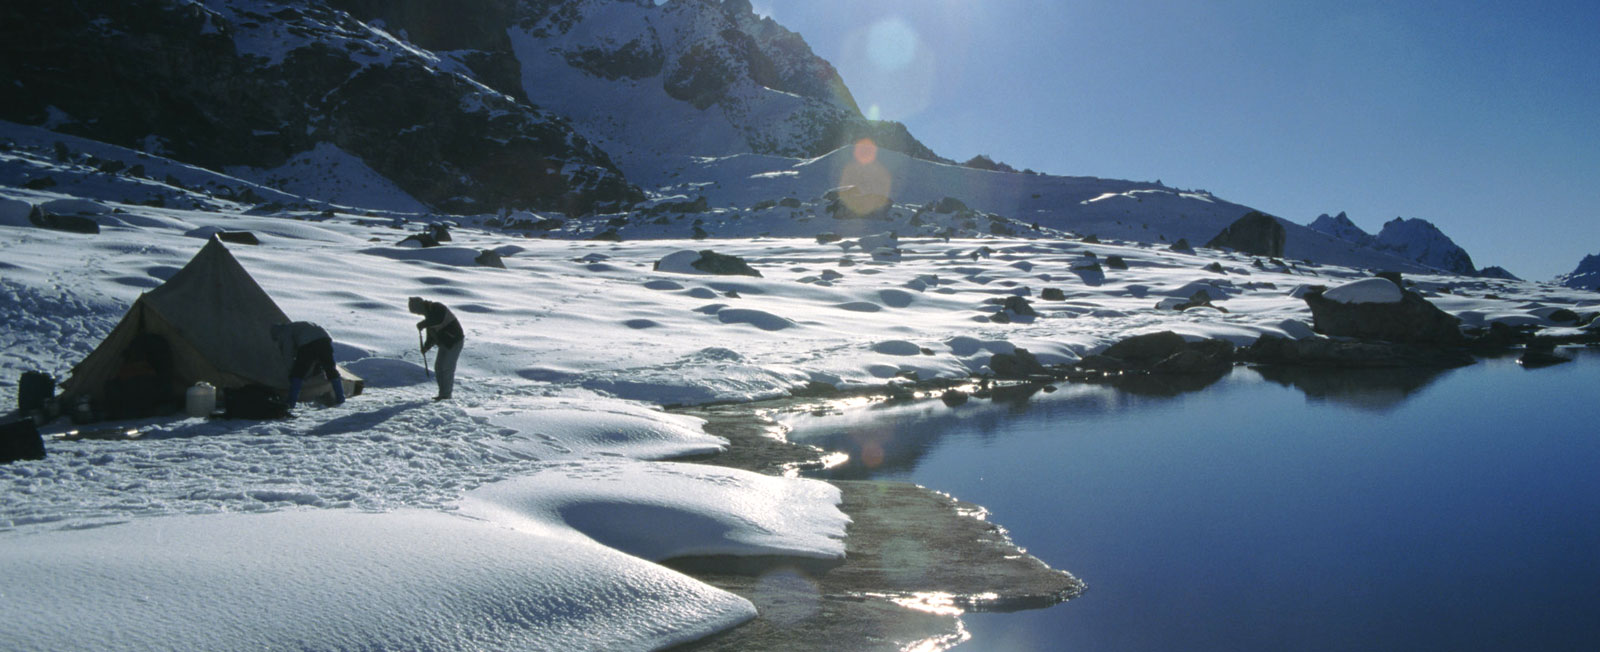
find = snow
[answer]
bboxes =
[0,509,754,651]
[5,176,1598,651]
[1322,277,1404,304]
[6,48,1600,646]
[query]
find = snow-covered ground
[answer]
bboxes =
[2,183,1597,649]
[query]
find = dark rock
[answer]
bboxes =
[429,223,452,242]
[399,233,439,248]
[1105,255,1127,270]
[1080,234,1099,244]
[1102,331,1188,367]
[691,250,762,277]
[1001,295,1036,317]
[989,349,1048,379]
[1092,331,1236,376]
[1169,238,1193,253]
[1040,288,1065,301]
[27,206,99,234]
[591,229,622,242]
[1548,308,1580,324]
[931,197,969,214]
[1203,262,1225,274]
[1518,339,1571,368]
[1205,211,1285,257]
[816,232,842,244]
[790,381,839,398]
[23,177,57,190]
[692,226,709,240]
[1302,282,1464,345]
[1375,271,1404,287]
[940,389,969,406]
[779,197,802,208]
[474,249,505,268]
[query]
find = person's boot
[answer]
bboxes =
[287,377,303,408]
[331,378,346,406]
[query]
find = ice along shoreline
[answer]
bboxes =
[668,396,1087,652]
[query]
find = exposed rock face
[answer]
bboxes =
[507,0,948,165]
[1,0,639,214]
[1206,211,1285,257]
[1556,254,1600,291]
[1301,279,1465,345]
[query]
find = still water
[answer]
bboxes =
[786,350,1600,652]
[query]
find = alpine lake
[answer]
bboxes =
[781,347,1600,651]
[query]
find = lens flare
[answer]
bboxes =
[853,138,879,166]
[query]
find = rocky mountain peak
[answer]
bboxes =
[1308,211,1375,247]
[1557,253,1600,290]
[1375,217,1476,275]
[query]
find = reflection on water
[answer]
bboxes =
[785,349,1600,652]
[1251,364,1454,412]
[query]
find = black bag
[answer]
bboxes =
[224,385,290,420]
[18,371,54,414]
[1,418,46,463]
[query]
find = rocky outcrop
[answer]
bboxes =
[1206,211,1285,257]
[1,0,639,214]
[1079,331,1234,375]
[989,349,1049,379]
[1301,278,1465,345]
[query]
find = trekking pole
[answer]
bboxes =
[418,329,431,379]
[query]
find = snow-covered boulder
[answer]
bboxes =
[653,250,762,277]
[1322,277,1403,304]
[1303,278,1463,345]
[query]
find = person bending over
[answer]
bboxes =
[270,321,344,408]
[409,296,464,400]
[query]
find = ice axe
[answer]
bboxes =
[418,329,431,379]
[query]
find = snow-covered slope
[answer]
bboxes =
[4,183,1597,649]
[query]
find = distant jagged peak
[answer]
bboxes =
[1374,217,1476,275]
[1476,266,1520,281]
[1556,253,1600,290]
[1308,211,1374,246]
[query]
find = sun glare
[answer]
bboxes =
[866,17,919,72]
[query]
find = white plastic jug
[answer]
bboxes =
[185,382,216,418]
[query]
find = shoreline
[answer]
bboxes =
[670,398,1086,651]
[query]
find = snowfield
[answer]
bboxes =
[2,180,1597,650]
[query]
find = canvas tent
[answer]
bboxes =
[60,238,360,414]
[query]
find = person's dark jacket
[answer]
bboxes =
[417,301,464,351]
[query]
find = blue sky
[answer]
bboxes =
[757,0,1598,280]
